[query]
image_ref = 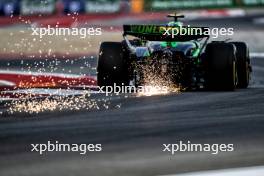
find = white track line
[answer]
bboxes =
[0,70,84,78]
[161,165,264,176]
[0,80,15,86]
[250,53,264,58]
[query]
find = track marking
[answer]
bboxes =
[0,80,15,86]
[161,166,264,176]
[250,53,264,58]
[0,70,84,78]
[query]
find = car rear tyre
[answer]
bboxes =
[230,42,250,88]
[97,42,130,87]
[205,42,237,91]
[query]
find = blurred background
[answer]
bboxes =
[0,0,263,77]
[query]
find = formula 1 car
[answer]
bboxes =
[97,14,251,90]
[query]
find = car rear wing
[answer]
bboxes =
[123,25,209,41]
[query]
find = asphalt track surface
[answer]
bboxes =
[0,17,264,176]
[0,59,263,176]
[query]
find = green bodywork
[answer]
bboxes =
[160,41,201,58]
[124,22,205,63]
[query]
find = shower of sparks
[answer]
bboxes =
[6,92,112,114]
[136,64,181,97]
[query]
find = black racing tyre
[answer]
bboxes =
[97,42,130,87]
[205,42,237,91]
[230,42,250,88]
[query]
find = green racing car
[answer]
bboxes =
[97,14,252,91]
